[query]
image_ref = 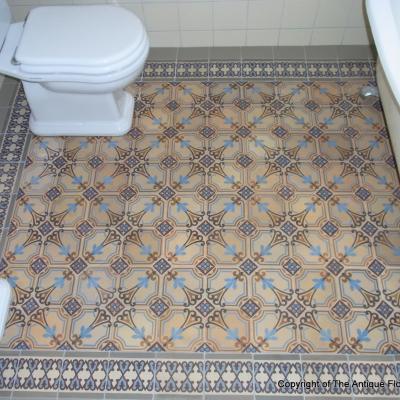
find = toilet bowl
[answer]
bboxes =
[0,3,149,136]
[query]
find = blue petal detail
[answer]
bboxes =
[320,328,332,342]
[80,326,92,339]
[264,328,277,340]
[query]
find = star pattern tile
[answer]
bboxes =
[1,79,400,356]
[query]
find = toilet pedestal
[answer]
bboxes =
[23,81,134,136]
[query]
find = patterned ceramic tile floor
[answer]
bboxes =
[1,77,400,357]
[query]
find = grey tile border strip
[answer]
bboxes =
[0,109,11,134]
[4,84,30,134]
[0,78,19,135]
[0,84,18,108]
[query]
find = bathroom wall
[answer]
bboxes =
[7,0,370,47]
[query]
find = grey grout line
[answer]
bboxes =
[299,353,305,400]
[202,351,206,400]
[210,3,215,48]
[2,192,18,230]
[9,350,22,400]
[310,0,321,47]
[173,47,179,82]
[177,2,182,49]
[346,354,355,400]
[251,353,255,400]
[55,350,66,400]
[207,46,211,82]
[239,46,243,80]
[103,350,111,400]
[140,65,144,82]
[277,0,284,46]
[368,56,375,83]
[271,45,276,82]
[244,0,249,47]
[152,352,157,400]
[303,46,309,82]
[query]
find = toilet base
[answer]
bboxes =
[23,81,134,136]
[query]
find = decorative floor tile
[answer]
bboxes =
[0,60,398,398]
[1,77,400,356]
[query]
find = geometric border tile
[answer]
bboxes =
[0,352,398,397]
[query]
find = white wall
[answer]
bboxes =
[7,0,371,47]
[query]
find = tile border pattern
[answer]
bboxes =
[141,59,375,80]
[0,351,398,398]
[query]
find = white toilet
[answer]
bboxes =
[0,1,149,136]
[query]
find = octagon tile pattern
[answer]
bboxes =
[1,79,400,355]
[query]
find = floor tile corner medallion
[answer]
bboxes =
[1,75,400,356]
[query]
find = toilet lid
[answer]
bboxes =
[15,5,146,72]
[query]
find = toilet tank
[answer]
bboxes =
[0,0,11,49]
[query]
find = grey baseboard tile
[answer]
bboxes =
[204,352,252,360]
[106,395,153,400]
[61,350,109,358]
[253,353,300,361]
[105,351,156,359]
[205,396,253,400]
[2,76,19,87]
[0,349,20,356]
[155,395,202,400]
[274,45,306,60]
[347,354,396,362]
[301,354,347,361]
[0,108,11,133]
[305,45,340,60]
[148,47,178,61]
[241,46,273,60]
[337,45,375,60]
[0,84,18,108]
[156,352,202,360]
[178,47,209,61]
[255,396,303,400]
[11,393,58,399]
[209,46,241,61]
[106,395,152,400]
[17,350,63,358]
[58,393,104,399]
